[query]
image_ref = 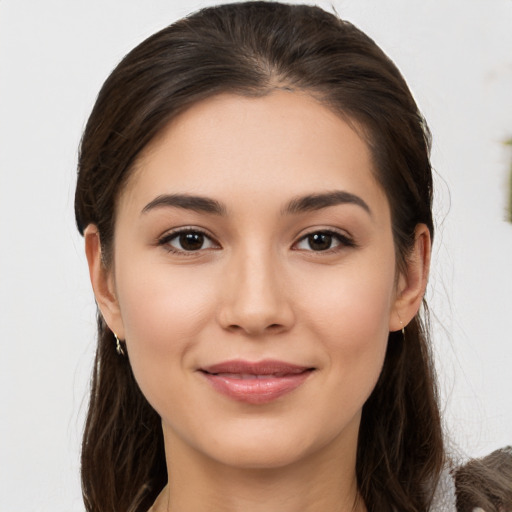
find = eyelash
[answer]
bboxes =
[293,230,356,253]
[157,228,356,255]
[158,228,220,255]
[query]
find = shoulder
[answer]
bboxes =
[453,446,512,512]
[430,446,512,511]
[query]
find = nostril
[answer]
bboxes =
[225,322,284,335]
[265,323,286,334]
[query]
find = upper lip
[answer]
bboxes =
[200,359,313,376]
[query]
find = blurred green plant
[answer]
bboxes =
[507,138,512,223]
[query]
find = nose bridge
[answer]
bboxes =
[219,240,293,335]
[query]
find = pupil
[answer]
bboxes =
[180,232,204,250]
[309,233,332,251]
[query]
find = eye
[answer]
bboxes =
[159,229,219,253]
[294,230,354,252]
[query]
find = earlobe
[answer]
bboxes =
[389,224,431,332]
[84,224,125,338]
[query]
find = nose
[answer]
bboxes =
[217,248,295,336]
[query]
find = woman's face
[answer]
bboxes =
[90,91,423,470]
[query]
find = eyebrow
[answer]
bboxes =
[141,190,371,217]
[141,194,226,215]
[283,191,371,216]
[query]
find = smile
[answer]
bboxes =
[199,359,315,404]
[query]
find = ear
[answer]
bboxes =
[84,224,125,339]
[389,224,431,331]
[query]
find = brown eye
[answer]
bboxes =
[306,232,334,251]
[161,229,218,253]
[294,230,355,252]
[179,232,205,251]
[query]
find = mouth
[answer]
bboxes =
[199,359,315,404]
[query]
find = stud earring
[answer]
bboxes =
[114,333,125,356]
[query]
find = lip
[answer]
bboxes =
[199,359,314,404]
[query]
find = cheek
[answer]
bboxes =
[298,261,395,395]
[114,259,218,389]
[301,256,396,333]
[117,258,215,338]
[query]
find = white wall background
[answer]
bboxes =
[1,0,511,510]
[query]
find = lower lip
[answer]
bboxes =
[201,371,313,404]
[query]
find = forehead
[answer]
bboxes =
[121,91,388,218]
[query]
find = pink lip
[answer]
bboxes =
[199,359,314,404]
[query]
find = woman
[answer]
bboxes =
[74,2,467,511]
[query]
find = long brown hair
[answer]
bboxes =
[75,2,443,511]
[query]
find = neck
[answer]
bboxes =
[152,429,366,512]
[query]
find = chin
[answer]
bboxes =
[190,418,355,472]
[211,442,311,470]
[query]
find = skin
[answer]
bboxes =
[85,91,430,512]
